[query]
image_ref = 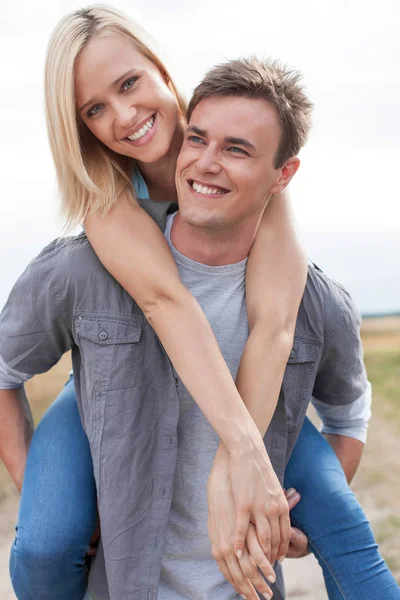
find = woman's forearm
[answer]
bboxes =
[0,387,33,492]
[148,287,262,449]
[210,189,307,563]
[84,194,262,452]
[236,189,307,436]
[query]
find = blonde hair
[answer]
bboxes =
[45,4,187,229]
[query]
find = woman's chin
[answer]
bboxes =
[123,140,170,164]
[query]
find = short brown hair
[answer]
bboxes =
[187,56,313,168]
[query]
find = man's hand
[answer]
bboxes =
[228,442,291,563]
[284,488,310,560]
[286,527,310,559]
[208,450,275,600]
[0,388,33,493]
[86,517,101,557]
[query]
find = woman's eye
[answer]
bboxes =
[122,77,137,92]
[87,104,103,118]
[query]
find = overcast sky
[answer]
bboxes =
[0,0,399,312]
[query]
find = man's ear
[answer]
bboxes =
[270,157,300,195]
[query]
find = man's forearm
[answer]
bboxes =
[0,387,34,492]
[324,433,364,483]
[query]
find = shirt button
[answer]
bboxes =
[99,330,108,341]
[174,377,179,385]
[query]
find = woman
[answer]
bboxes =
[7,5,399,600]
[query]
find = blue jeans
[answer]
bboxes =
[10,377,400,599]
[284,417,400,598]
[10,377,97,600]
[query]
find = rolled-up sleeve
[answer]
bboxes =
[311,381,372,443]
[0,246,73,379]
[313,287,368,406]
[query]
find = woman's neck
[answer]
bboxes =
[136,119,184,203]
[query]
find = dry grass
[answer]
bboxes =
[354,316,400,580]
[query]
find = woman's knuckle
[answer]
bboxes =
[261,532,271,545]
[220,544,232,557]
[239,502,251,514]
[233,575,245,587]
[259,558,270,571]
[268,503,279,517]
[211,548,221,561]
[241,563,252,577]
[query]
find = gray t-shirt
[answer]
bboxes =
[159,214,248,599]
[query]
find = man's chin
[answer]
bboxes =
[178,206,223,229]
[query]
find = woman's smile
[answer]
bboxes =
[122,113,157,147]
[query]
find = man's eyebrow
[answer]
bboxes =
[78,69,134,114]
[224,136,256,151]
[186,127,256,151]
[186,125,207,137]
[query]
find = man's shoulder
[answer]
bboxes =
[34,232,109,280]
[301,261,361,343]
[26,233,120,316]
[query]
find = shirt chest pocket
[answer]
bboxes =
[282,338,320,407]
[75,314,143,390]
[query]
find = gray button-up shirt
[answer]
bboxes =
[0,223,367,600]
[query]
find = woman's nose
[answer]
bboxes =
[114,102,138,130]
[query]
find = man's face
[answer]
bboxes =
[176,95,292,231]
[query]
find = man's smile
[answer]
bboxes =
[187,179,230,197]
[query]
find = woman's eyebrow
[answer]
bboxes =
[110,68,134,88]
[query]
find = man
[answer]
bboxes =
[0,57,372,600]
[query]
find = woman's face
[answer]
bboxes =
[75,32,180,163]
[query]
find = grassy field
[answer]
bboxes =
[351,317,400,579]
[0,316,399,596]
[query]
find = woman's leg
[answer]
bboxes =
[9,376,97,600]
[284,417,400,599]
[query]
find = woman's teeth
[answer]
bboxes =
[191,182,225,195]
[127,116,155,141]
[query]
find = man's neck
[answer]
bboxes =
[170,212,262,266]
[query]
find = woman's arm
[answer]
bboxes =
[211,189,307,565]
[85,193,262,451]
[84,189,306,565]
[238,189,307,432]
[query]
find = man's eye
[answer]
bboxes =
[228,146,248,155]
[122,77,138,92]
[188,135,205,144]
[87,104,103,118]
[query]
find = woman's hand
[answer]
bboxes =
[227,441,291,564]
[208,451,276,600]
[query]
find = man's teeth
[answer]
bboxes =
[191,182,225,195]
[127,116,155,141]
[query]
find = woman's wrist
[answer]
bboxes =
[219,414,265,456]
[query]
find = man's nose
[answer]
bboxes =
[195,148,221,175]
